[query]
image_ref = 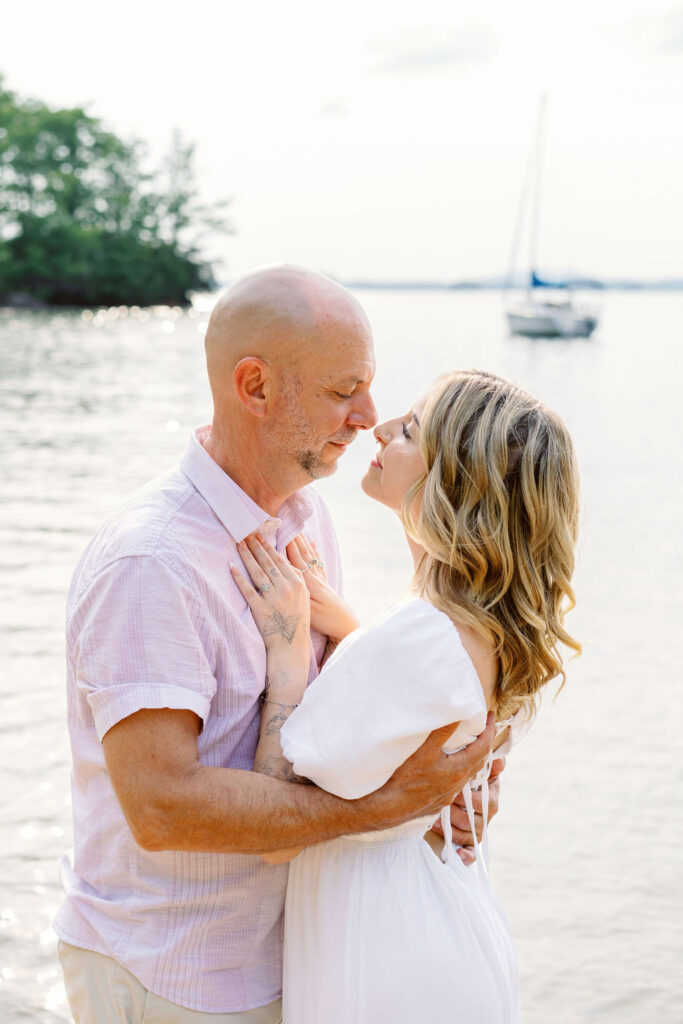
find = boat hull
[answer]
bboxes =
[506,309,598,338]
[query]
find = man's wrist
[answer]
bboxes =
[339,784,408,836]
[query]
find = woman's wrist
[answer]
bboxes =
[263,652,307,701]
[328,609,360,643]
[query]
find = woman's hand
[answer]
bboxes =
[231,534,310,654]
[286,534,360,642]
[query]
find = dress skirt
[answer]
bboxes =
[282,823,521,1024]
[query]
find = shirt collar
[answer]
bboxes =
[180,426,315,545]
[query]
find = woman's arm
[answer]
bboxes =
[231,534,312,861]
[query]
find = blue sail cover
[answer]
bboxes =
[531,270,568,289]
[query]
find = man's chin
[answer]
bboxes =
[299,452,339,480]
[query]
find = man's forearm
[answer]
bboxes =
[135,762,393,854]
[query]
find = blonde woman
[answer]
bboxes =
[231,369,580,1023]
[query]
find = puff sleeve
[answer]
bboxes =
[280,598,487,799]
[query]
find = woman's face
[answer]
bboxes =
[361,395,428,513]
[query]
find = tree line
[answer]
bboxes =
[0,77,231,307]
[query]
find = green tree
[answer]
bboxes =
[0,77,232,306]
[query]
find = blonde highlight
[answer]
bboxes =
[403,370,580,719]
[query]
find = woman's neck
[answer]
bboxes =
[405,532,426,574]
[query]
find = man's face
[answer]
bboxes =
[270,326,378,481]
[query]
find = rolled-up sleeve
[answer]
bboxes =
[68,555,217,741]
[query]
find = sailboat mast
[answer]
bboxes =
[527,94,548,301]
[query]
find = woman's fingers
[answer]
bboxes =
[243,535,279,579]
[301,535,320,570]
[290,535,313,572]
[297,533,313,559]
[236,539,272,591]
[286,539,308,571]
[309,538,322,562]
[229,563,258,607]
[291,533,326,579]
[307,538,325,578]
[248,534,301,583]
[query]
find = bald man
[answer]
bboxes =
[55,266,495,1024]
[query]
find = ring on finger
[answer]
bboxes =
[258,583,272,594]
[269,567,279,577]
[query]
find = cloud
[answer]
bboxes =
[621,5,683,55]
[319,98,349,117]
[657,5,683,52]
[370,26,496,75]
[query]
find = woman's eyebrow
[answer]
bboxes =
[412,411,420,426]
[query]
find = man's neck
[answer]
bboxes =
[202,427,301,518]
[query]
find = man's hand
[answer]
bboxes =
[431,757,505,865]
[361,715,496,833]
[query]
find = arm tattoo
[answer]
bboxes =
[253,754,313,785]
[264,708,289,735]
[262,611,302,645]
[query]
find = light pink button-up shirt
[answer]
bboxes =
[55,427,342,1014]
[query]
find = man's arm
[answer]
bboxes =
[102,706,496,855]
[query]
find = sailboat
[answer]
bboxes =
[505,97,599,339]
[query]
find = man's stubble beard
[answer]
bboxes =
[270,372,357,482]
[299,449,336,480]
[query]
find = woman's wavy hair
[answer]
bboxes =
[403,370,580,718]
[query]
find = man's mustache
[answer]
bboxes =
[329,429,359,446]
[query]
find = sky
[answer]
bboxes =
[2,0,682,281]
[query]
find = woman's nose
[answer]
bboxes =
[373,421,390,444]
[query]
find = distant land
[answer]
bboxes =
[338,277,683,292]
[217,275,683,293]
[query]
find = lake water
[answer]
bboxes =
[1,290,681,1023]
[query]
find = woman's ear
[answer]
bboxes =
[233,357,270,418]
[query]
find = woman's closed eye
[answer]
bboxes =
[402,420,412,440]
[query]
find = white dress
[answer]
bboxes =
[279,597,528,1024]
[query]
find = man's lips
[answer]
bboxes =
[327,432,357,450]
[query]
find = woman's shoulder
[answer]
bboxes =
[335,596,466,655]
[327,597,485,697]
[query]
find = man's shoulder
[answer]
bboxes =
[100,466,196,553]
[69,467,201,602]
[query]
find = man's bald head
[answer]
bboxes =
[205,264,371,402]
[201,264,376,508]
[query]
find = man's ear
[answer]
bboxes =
[233,357,270,417]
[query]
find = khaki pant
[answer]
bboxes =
[58,941,283,1024]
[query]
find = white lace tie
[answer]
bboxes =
[439,754,492,875]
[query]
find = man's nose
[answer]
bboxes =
[348,392,378,431]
